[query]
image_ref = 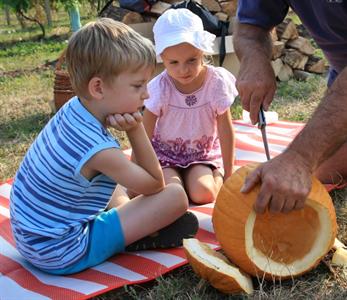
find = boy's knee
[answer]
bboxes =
[166,183,189,210]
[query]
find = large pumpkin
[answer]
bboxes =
[212,163,337,279]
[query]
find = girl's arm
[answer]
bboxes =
[217,109,235,180]
[85,113,164,196]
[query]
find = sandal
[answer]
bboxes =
[125,211,199,251]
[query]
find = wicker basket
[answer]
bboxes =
[53,50,75,111]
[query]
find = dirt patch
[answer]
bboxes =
[0,59,57,78]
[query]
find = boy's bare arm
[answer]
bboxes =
[142,109,157,140]
[128,110,160,198]
[126,122,164,187]
[131,108,158,162]
[217,110,235,180]
[85,113,164,195]
[234,22,276,124]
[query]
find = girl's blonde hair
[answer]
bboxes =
[66,18,156,98]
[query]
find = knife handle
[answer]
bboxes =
[258,106,266,129]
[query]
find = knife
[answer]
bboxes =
[258,106,271,161]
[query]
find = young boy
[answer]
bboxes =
[10,18,198,275]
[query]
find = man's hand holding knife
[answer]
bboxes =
[240,106,310,214]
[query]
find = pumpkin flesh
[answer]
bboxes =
[245,199,334,277]
[252,206,319,264]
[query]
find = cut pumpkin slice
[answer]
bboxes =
[183,238,253,294]
[332,239,347,267]
[332,248,347,267]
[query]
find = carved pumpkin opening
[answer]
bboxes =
[244,200,333,276]
[252,207,319,264]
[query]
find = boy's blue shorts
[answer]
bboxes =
[41,208,125,275]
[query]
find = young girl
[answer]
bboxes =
[142,9,238,204]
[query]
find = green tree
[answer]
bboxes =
[0,0,46,38]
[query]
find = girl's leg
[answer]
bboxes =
[183,164,223,204]
[213,168,224,191]
[163,167,183,185]
[116,183,189,246]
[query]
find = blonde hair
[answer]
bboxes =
[66,18,156,98]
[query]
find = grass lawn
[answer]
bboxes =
[1,6,346,300]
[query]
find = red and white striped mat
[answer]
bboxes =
[0,120,305,300]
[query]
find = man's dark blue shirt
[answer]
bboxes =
[237,0,347,85]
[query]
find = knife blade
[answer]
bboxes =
[258,106,271,161]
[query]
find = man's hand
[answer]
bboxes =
[241,150,312,213]
[236,58,276,125]
[107,111,143,132]
[233,22,277,124]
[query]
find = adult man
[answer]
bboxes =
[233,0,347,213]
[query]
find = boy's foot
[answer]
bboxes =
[125,211,199,251]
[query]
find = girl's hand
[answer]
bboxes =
[107,111,143,132]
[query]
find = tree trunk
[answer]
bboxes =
[18,9,45,39]
[4,5,11,25]
[16,11,27,29]
[68,4,82,33]
[44,0,52,27]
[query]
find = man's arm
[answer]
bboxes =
[234,22,277,124]
[289,68,347,169]
[242,67,347,213]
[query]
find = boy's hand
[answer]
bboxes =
[107,112,143,132]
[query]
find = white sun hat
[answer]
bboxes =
[153,8,216,56]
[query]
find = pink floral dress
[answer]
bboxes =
[145,65,238,172]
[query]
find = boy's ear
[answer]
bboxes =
[88,77,104,100]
